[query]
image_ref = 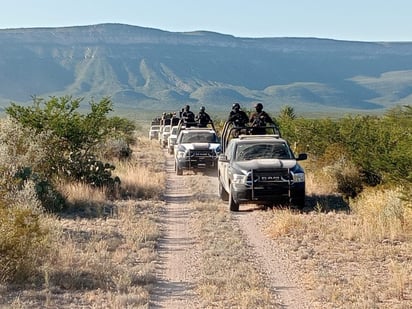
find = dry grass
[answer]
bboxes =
[3,129,411,308]
[265,170,412,308]
[193,200,277,308]
[114,136,165,199]
[0,135,165,308]
[177,173,278,307]
[49,200,162,304]
[305,166,338,196]
[350,186,410,242]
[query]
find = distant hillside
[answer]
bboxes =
[1,23,412,115]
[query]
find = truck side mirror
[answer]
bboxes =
[218,154,228,162]
[297,153,307,161]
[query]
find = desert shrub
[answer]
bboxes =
[6,96,113,174]
[0,117,52,179]
[338,106,411,184]
[278,112,340,156]
[0,118,65,211]
[106,116,137,146]
[100,138,133,160]
[14,167,66,212]
[64,152,120,189]
[0,181,53,283]
[6,96,133,189]
[278,105,411,190]
[350,187,411,241]
[334,160,363,199]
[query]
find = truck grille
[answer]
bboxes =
[247,169,292,200]
[188,150,215,157]
[255,170,292,182]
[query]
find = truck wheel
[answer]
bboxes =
[175,161,183,175]
[219,179,229,201]
[291,193,305,210]
[229,184,239,211]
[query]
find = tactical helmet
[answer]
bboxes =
[254,102,263,111]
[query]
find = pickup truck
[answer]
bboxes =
[174,127,221,175]
[167,125,179,154]
[217,125,307,211]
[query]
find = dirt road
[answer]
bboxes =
[150,155,199,308]
[151,153,312,308]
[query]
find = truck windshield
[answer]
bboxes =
[181,132,218,143]
[235,143,292,161]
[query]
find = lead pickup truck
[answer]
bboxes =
[217,122,307,211]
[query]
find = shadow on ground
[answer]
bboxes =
[235,194,350,214]
[305,194,350,213]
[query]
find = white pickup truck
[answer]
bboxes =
[217,124,307,211]
[174,127,221,175]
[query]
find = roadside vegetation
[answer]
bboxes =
[191,199,278,308]
[0,96,165,307]
[0,95,411,308]
[265,104,412,308]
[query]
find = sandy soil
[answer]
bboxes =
[151,153,311,308]
[234,209,313,308]
[150,156,200,308]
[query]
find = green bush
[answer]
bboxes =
[0,118,65,211]
[6,96,133,189]
[15,167,66,212]
[0,182,53,283]
[334,160,363,199]
[6,96,114,176]
[277,105,411,196]
[106,116,137,146]
[64,151,120,189]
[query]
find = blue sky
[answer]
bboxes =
[1,0,411,42]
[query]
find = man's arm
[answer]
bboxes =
[264,112,275,124]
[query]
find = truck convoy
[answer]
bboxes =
[150,111,308,211]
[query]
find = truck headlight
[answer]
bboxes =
[233,173,247,184]
[176,145,187,158]
[292,172,305,183]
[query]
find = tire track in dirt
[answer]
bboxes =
[233,207,313,309]
[151,151,312,308]
[150,154,199,309]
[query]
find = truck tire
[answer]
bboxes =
[293,197,305,209]
[229,184,239,211]
[218,179,229,201]
[175,161,183,176]
[291,192,305,209]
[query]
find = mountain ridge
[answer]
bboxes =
[1,23,412,114]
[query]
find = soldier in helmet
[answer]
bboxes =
[196,106,212,127]
[227,102,249,137]
[249,102,276,134]
[182,104,195,127]
[228,102,248,127]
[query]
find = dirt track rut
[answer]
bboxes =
[151,153,311,308]
[150,155,198,308]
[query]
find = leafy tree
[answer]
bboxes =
[106,116,137,145]
[279,105,297,120]
[6,96,128,188]
[279,115,340,156]
[278,105,411,191]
